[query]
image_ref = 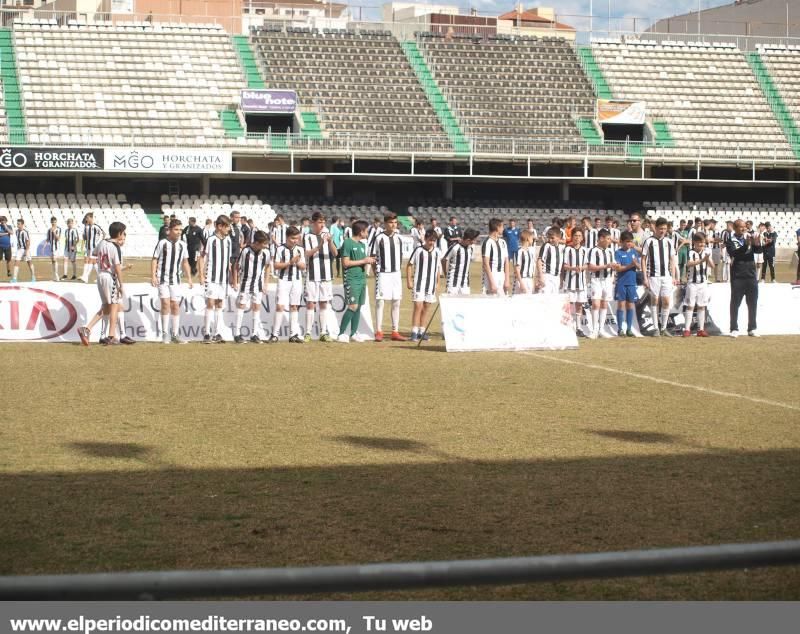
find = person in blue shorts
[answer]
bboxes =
[614,230,641,337]
[503,219,521,264]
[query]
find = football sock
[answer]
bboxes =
[660,309,670,331]
[324,306,336,335]
[375,299,385,332]
[12,265,18,279]
[203,309,213,336]
[391,300,401,331]
[583,310,592,334]
[171,313,181,337]
[100,315,108,338]
[338,309,352,336]
[272,310,284,338]
[51,261,58,280]
[117,311,126,338]
[573,312,580,331]
[599,306,608,331]
[161,313,170,336]
[63,260,69,276]
[697,307,706,330]
[651,305,660,330]
[616,308,625,332]
[350,308,361,336]
[81,263,89,281]
[289,311,299,337]
[305,307,315,336]
[626,307,635,330]
[214,307,223,336]
[235,308,245,335]
[683,308,693,331]
[28,263,35,279]
[591,308,600,332]
[251,310,262,338]
[71,260,76,277]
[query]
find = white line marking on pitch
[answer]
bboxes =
[519,351,800,413]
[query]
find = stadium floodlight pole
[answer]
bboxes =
[589,0,593,35]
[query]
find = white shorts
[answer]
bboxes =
[237,290,263,307]
[482,271,506,296]
[305,280,333,303]
[375,272,403,300]
[447,285,471,296]
[648,276,674,299]
[684,282,710,307]
[158,283,183,302]
[517,278,534,294]
[277,279,303,308]
[541,273,561,294]
[754,253,764,264]
[590,277,614,301]
[568,290,587,304]
[412,291,437,304]
[64,249,77,262]
[204,282,228,301]
[14,250,30,262]
[97,274,121,305]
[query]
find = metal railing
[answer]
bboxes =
[1,540,798,600]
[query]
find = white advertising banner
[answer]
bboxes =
[104,148,233,173]
[439,294,579,352]
[0,283,373,343]
[704,282,800,335]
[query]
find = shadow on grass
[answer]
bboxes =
[1,449,799,599]
[586,430,682,445]
[330,436,431,453]
[68,442,154,460]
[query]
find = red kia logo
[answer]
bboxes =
[0,286,78,341]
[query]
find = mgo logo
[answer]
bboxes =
[0,286,78,341]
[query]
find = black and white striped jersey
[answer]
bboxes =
[367,225,384,253]
[65,227,80,251]
[563,246,588,291]
[642,236,676,277]
[409,246,441,295]
[443,242,472,289]
[303,231,335,282]
[270,224,288,250]
[47,226,61,252]
[687,248,710,284]
[202,234,232,284]
[274,244,305,281]
[202,226,214,243]
[83,224,103,253]
[538,242,563,276]
[373,232,403,274]
[237,245,270,293]
[583,228,599,251]
[15,229,29,250]
[515,246,537,278]
[153,238,188,285]
[481,237,509,273]
[410,227,425,249]
[588,246,615,279]
[667,232,681,254]
[607,227,621,243]
[343,226,353,241]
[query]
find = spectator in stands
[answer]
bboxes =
[182,217,204,276]
[503,219,521,263]
[444,216,463,248]
[0,215,12,278]
[229,211,245,267]
[158,215,170,241]
[727,219,761,338]
[759,221,778,283]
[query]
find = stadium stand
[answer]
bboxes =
[14,20,245,146]
[417,35,597,150]
[644,200,799,247]
[590,39,795,159]
[755,45,800,157]
[251,28,449,139]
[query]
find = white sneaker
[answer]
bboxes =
[336,334,350,343]
[162,332,171,344]
[352,333,370,343]
[588,330,598,340]
[748,330,760,337]
[728,330,740,338]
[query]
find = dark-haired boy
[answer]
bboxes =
[614,231,640,337]
[272,226,306,343]
[338,220,375,343]
[482,218,510,296]
[151,219,192,344]
[372,213,405,341]
[233,230,270,343]
[198,214,233,343]
[406,229,441,341]
[47,216,61,281]
[641,217,678,336]
[443,228,478,295]
[683,232,712,337]
[304,211,338,342]
[12,219,34,283]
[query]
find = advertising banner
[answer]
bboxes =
[596,99,647,125]
[440,294,579,352]
[0,147,103,170]
[240,89,298,114]
[0,283,373,343]
[104,149,232,173]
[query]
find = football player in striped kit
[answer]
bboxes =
[11,219,34,283]
[272,226,306,343]
[198,214,233,344]
[372,213,406,341]
[80,213,104,283]
[682,232,713,338]
[641,217,679,337]
[537,228,563,294]
[406,229,442,342]
[481,218,510,296]
[587,229,616,339]
[269,214,288,278]
[47,216,61,282]
[442,228,478,295]
[232,230,270,344]
[562,228,590,337]
[303,211,339,342]
[62,218,80,280]
[513,230,537,294]
[151,219,193,344]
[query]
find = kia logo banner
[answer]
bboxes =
[0,286,79,341]
[240,89,297,114]
[0,147,103,170]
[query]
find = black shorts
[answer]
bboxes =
[0,247,10,262]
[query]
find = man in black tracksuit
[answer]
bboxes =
[726,219,762,337]
[182,217,204,276]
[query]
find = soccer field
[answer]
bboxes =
[2,258,800,599]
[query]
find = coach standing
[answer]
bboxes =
[182,217,204,276]
[444,216,463,248]
[726,219,761,338]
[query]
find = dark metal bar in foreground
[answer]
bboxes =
[2,540,799,600]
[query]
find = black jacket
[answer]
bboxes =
[182,225,203,247]
[726,234,762,280]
